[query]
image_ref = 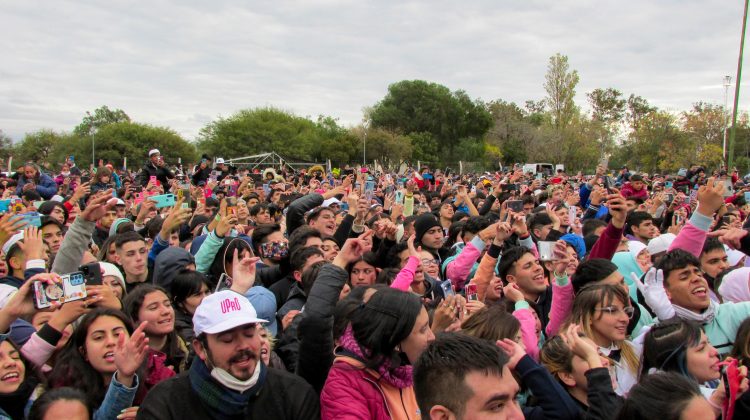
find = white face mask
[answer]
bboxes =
[209,360,260,393]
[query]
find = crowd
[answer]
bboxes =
[2,149,750,419]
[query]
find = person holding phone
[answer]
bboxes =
[135,149,174,187]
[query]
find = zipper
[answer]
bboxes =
[363,376,393,419]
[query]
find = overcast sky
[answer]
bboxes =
[0,0,746,142]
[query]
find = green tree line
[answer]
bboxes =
[4,54,750,174]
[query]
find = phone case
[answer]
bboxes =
[34,273,87,309]
[465,284,478,301]
[149,194,176,209]
[0,199,9,213]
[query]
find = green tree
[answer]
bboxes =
[369,80,492,163]
[197,107,327,161]
[13,129,65,165]
[681,102,726,157]
[74,105,131,137]
[587,88,626,157]
[52,122,196,169]
[544,53,580,130]
[626,94,656,131]
[352,127,412,168]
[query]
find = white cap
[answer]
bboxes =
[193,290,267,336]
[148,149,160,157]
[50,195,64,202]
[99,262,126,291]
[215,158,225,164]
[322,197,341,207]
[647,233,676,255]
[114,199,125,206]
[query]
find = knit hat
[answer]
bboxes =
[109,218,133,237]
[560,234,586,259]
[414,214,441,244]
[99,262,126,292]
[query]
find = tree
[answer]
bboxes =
[544,53,580,130]
[352,127,412,168]
[74,105,131,137]
[626,94,656,131]
[369,80,492,163]
[197,107,328,161]
[587,88,626,156]
[681,102,726,156]
[51,122,196,170]
[13,130,65,166]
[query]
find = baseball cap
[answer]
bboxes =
[322,197,341,207]
[647,233,675,255]
[245,286,278,336]
[193,290,267,336]
[215,158,225,164]
[148,149,160,157]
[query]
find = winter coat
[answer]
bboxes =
[15,173,58,199]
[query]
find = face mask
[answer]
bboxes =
[209,361,260,393]
[61,171,70,176]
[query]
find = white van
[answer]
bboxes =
[522,163,555,176]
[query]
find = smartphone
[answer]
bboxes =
[79,262,102,286]
[538,241,557,261]
[501,184,518,192]
[0,199,9,214]
[568,206,577,226]
[602,176,614,193]
[215,272,232,292]
[395,190,404,204]
[465,283,478,301]
[744,192,750,203]
[665,193,674,203]
[80,176,91,184]
[227,206,237,216]
[148,193,176,209]
[439,280,455,298]
[665,181,673,189]
[34,272,87,309]
[21,212,41,228]
[506,200,523,212]
[598,157,609,169]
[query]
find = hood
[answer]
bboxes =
[152,247,195,289]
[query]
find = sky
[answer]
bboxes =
[0,0,746,142]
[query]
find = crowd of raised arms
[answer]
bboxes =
[4,149,750,420]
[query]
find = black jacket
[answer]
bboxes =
[570,367,624,420]
[285,193,324,236]
[295,264,348,393]
[135,162,174,187]
[136,367,320,420]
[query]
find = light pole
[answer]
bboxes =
[728,0,749,169]
[723,75,732,167]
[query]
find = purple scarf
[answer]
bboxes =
[339,325,413,389]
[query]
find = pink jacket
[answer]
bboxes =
[588,222,624,261]
[321,357,420,420]
[545,277,575,337]
[444,237,484,291]
[513,303,540,362]
[668,211,713,258]
[391,256,419,292]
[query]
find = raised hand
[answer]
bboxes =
[708,227,749,250]
[0,214,27,249]
[503,283,524,303]
[607,194,627,229]
[230,249,260,295]
[81,190,116,222]
[333,230,374,268]
[159,199,192,241]
[631,268,674,320]
[114,321,149,387]
[560,324,602,368]
[18,226,44,261]
[496,338,526,370]
[696,177,726,217]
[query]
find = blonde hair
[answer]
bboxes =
[564,284,640,374]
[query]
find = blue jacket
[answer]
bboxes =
[15,173,58,199]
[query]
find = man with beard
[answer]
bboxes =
[138,289,319,419]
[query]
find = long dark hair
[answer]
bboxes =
[170,269,210,312]
[47,308,134,406]
[615,372,702,420]
[348,288,423,371]
[122,284,187,371]
[730,317,750,367]
[208,237,253,286]
[640,319,702,380]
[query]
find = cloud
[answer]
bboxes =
[0,0,747,143]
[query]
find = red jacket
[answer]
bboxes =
[320,356,420,420]
[619,182,648,200]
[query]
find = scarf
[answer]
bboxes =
[339,325,413,389]
[672,300,717,324]
[188,357,267,417]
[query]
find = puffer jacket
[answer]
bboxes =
[320,355,420,420]
[15,173,58,199]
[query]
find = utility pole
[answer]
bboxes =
[728,0,749,169]
[362,120,369,166]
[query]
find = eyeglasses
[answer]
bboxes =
[421,258,439,267]
[595,306,635,319]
